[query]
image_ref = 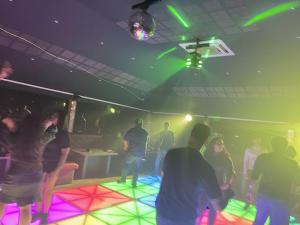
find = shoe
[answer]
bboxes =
[40,213,48,225]
[117,179,126,184]
[31,212,42,222]
[132,182,137,188]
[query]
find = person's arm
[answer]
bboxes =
[123,140,129,151]
[52,147,70,174]
[0,61,13,81]
[243,149,250,176]
[203,165,225,211]
[246,155,263,203]
[222,155,236,190]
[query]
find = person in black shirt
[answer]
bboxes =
[203,135,236,225]
[156,123,225,225]
[248,136,300,225]
[33,110,70,224]
[155,122,175,175]
[117,118,148,187]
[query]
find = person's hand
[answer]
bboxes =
[220,183,230,191]
[246,191,255,204]
[0,61,13,80]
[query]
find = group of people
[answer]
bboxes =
[117,120,299,225]
[0,65,70,225]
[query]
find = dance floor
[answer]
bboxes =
[1,176,299,225]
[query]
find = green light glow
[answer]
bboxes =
[243,1,300,27]
[166,5,190,28]
[181,35,187,41]
[157,47,177,60]
[204,36,216,58]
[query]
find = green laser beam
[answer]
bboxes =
[243,1,300,27]
[157,47,177,60]
[166,5,190,28]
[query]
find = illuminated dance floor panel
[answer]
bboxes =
[55,185,131,212]
[100,180,159,199]
[0,176,299,225]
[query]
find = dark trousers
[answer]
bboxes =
[156,214,197,225]
[154,150,168,176]
[120,155,142,185]
[254,194,290,225]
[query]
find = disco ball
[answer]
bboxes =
[128,11,156,41]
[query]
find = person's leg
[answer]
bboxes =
[253,195,270,225]
[19,204,31,225]
[42,172,59,214]
[156,214,197,225]
[208,205,217,225]
[0,202,6,219]
[132,158,142,187]
[35,173,47,214]
[155,151,162,176]
[269,199,289,225]
[119,156,131,182]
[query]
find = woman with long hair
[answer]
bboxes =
[0,113,56,225]
[203,135,236,225]
[33,109,70,224]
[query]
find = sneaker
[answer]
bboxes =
[31,212,42,222]
[40,213,48,225]
[132,182,137,188]
[117,179,126,184]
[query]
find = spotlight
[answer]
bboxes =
[186,52,203,69]
[110,107,116,114]
[185,114,193,122]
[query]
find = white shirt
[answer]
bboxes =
[243,146,263,174]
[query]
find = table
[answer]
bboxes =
[68,149,118,179]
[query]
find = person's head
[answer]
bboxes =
[45,109,67,130]
[188,123,210,150]
[286,146,297,159]
[209,136,225,154]
[250,135,262,147]
[1,117,18,132]
[134,118,143,128]
[271,136,288,153]
[164,122,169,130]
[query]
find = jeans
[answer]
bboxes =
[254,194,290,225]
[120,155,142,185]
[156,214,197,225]
[155,150,168,176]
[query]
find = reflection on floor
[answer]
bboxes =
[1,176,299,225]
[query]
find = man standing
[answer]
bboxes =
[155,122,174,175]
[247,136,300,225]
[156,123,225,225]
[117,118,148,187]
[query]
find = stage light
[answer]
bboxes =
[185,114,192,122]
[186,53,203,69]
[110,107,116,114]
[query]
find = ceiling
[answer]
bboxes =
[0,0,300,122]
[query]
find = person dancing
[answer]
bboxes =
[203,135,236,225]
[33,110,70,224]
[0,113,56,225]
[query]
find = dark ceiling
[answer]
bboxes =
[0,0,300,122]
